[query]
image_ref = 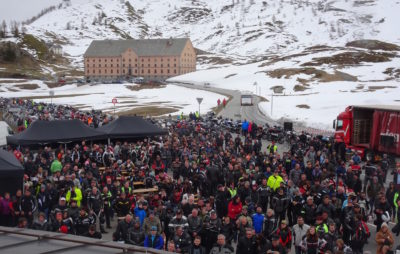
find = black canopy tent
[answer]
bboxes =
[0,149,24,195]
[97,116,168,139]
[6,119,105,146]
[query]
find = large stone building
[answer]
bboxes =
[83,38,196,81]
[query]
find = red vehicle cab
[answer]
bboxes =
[333,105,400,160]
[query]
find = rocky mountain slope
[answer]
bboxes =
[20,0,399,66]
[1,0,399,127]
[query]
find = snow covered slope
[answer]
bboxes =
[3,0,400,128]
[24,0,400,65]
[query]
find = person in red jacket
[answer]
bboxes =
[227,196,242,221]
[276,220,292,253]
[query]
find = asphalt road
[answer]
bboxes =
[168,81,275,126]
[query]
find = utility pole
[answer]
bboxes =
[196,97,203,117]
[271,93,274,117]
[49,90,54,105]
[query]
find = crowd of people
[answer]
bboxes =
[0,98,400,254]
[1,97,112,131]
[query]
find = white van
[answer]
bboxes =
[0,121,14,147]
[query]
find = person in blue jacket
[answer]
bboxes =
[242,119,249,136]
[252,205,265,234]
[134,201,147,226]
[144,226,164,250]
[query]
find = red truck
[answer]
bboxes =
[333,105,400,160]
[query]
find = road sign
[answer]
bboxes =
[112,98,117,104]
[49,90,55,97]
[196,98,203,104]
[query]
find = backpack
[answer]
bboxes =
[354,221,370,242]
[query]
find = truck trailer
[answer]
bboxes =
[333,105,400,160]
[240,94,253,106]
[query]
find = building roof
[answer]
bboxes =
[0,226,172,254]
[84,38,190,57]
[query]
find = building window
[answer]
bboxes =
[161,69,163,74]
[105,59,107,62]
[148,64,150,67]
[135,64,137,67]
[135,59,137,62]
[93,70,95,74]
[123,59,125,62]
[129,64,131,68]
[148,69,150,73]
[161,58,163,62]
[154,69,157,74]
[174,58,176,61]
[105,69,107,74]
[117,69,119,74]
[141,59,144,62]
[174,69,176,74]
[111,69,113,74]
[99,70,101,74]
[129,59,131,62]
[148,58,150,61]
[117,64,119,67]
[174,64,176,67]
[111,64,113,67]
[154,64,157,67]
[135,69,137,73]
[142,64,144,67]
[167,69,170,73]
[168,64,170,67]
[111,59,113,62]
[123,69,125,74]
[105,64,107,67]
[161,64,163,68]
[98,64,101,67]
[141,69,144,73]
[93,59,95,62]
[168,58,170,62]
[93,64,95,67]
[87,64,89,68]
[99,59,101,62]
[123,64,125,67]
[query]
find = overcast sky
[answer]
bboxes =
[0,0,62,23]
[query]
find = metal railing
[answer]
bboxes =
[0,226,173,254]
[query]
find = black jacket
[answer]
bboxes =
[188,245,207,254]
[114,219,133,242]
[188,215,203,236]
[215,190,229,217]
[83,231,102,239]
[172,232,192,253]
[20,195,36,214]
[236,236,257,254]
[31,220,52,231]
[127,227,145,246]
[263,216,277,239]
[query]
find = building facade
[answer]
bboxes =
[83,38,196,81]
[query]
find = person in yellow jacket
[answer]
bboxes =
[267,170,283,192]
[66,186,83,207]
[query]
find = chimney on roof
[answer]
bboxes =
[167,37,173,46]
